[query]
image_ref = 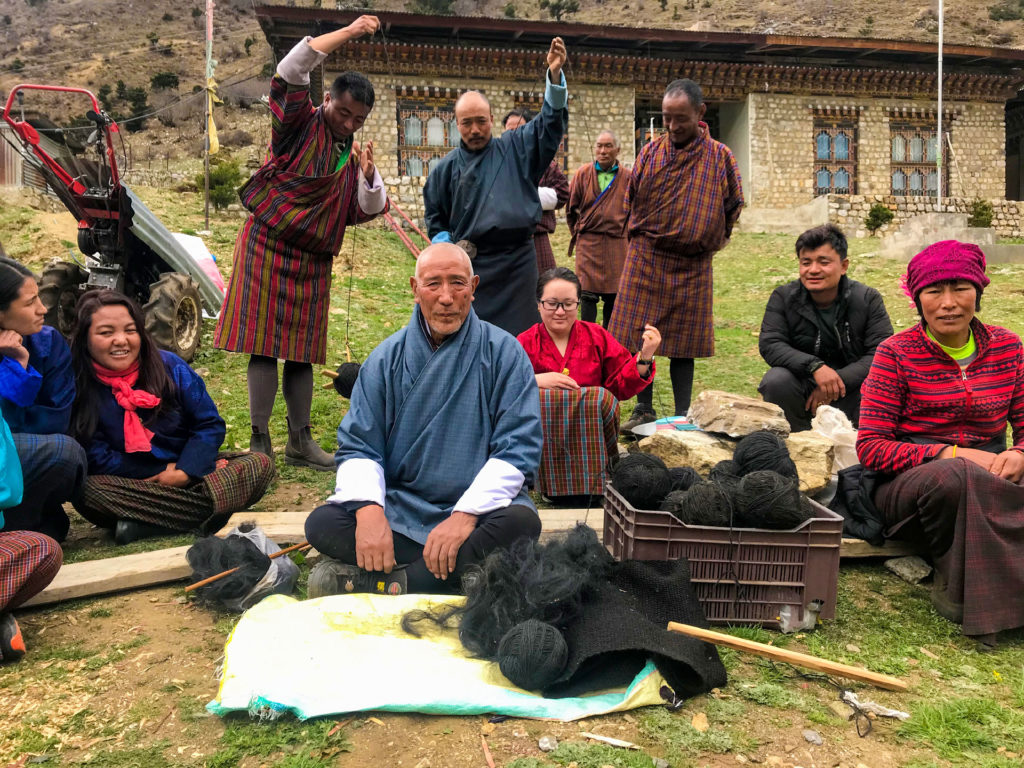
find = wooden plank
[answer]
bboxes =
[22,546,192,608]
[839,537,917,559]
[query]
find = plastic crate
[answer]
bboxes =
[603,484,842,628]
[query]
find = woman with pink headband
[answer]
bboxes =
[856,240,1024,649]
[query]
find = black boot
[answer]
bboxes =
[249,427,273,457]
[114,519,179,545]
[284,418,335,472]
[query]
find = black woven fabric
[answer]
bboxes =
[542,557,727,699]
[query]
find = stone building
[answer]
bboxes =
[255,6,1024,237]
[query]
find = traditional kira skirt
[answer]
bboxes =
[75,452,276,535]
[0,530,62,612]
[537,387,620,498]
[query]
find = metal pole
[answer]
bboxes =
[204,0,215,231]
[936,0,943,211]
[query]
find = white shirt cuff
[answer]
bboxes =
[357,166,387,215]
[277,36,328,87]
[327,457,386,508]
[538,187,558,211]
[454,458,525,515]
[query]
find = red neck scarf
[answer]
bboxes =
[92,360,161,453]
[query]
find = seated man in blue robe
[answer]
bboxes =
[305,243,543,596]
[422,37,569,338]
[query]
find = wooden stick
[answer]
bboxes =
[480,735,496,768]
[184,541,310,593]
[667,622,908,692]
[321,369,339,379]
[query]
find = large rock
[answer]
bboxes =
[636,430,735,475]
[784,430,835,495]
[688,390,790,438]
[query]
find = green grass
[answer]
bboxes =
[204,717,352,768]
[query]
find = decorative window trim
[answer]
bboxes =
[889,119,948,197]
[813,116,858,196]
[396,93,461,177]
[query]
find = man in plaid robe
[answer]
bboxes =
[214,15,388,471]
[608,79,743,431]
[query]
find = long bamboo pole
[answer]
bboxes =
[667,622,908,691]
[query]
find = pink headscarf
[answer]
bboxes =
[902,240,990,301]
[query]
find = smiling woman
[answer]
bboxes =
[69,290,275,546]
[856,240,1024,649]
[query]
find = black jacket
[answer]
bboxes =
[758,275,893,389]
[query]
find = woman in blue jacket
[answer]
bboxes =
[0,258,86,541]
[70,290,275,544]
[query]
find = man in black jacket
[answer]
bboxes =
[758,224,893,431]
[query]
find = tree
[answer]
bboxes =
[503,2,517,16]
[196,160,244,211]
[151,72,180,90]
[162,12,174,21]
[864,203,894,236]
[244,36,256,56]
[411,0,455,14]
[97,84,113,110]
[147,31,159,48]
[539,0,579,20]
[967,198,994,228]
[116,80,127,100]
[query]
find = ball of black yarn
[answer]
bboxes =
[612,452,673,510]
[708,459,740,483]
[496,619,569,690]
[661,482,733,527]
[186,535,271,607]
[668,466,702,492]
[733,431,798,479]
[333,362,361,399]
[735,470,811,530]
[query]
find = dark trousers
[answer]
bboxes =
[580,292,616,329]
[758,366,860,432]
[636,358,695,417]
[6,434,87,542]
[305,502,542,594]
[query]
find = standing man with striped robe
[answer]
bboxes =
[215,16,388,470]
[608,79,743,432]
[567,129,631,329]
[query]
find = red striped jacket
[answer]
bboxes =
[856,319,1024,473]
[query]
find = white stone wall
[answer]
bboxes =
[828,195,1022,239]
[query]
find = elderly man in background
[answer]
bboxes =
[304,243,543,597]
[567,129,631,329]
[502,108,571,274]
[609,79,743,432]
[423,38,569,337]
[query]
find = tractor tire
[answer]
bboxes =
[144,273,202,363]
[38,261,86,336]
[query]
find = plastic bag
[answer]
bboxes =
[812,405,858,471]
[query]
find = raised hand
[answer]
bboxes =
[640,324,661,360]
[344,15,380,40]
[353,139,375,182]
[546,37,567,82]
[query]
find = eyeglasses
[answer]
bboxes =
[540,299,579,312]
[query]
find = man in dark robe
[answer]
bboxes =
[567,129,631,329]
[501,108,571,274]
[608,79,743,431]
[422,38,569,337]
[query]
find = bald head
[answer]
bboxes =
[411,243,479,344]
[414,242,474,280]
[455,90,493,151]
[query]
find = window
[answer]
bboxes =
[396,96,459,177]
[512,94,569,172]
[812,118,857,195]
[890,122,946,197]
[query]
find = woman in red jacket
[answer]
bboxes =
[856,240,1024,647]
[518,267,660,503]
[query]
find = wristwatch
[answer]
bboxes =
[637,357,654,366]
[807,359,825,375]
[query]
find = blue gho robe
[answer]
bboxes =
[423,74,568,338]
[0,325,74,435]
[84,351,226,479]
[329,306,542,545]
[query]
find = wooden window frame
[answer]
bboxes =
[396,95,458,178]
[813,118,858,195]
[889,121,947,198]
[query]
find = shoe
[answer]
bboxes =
[0,614,25,664]
[930,570,964,624]
[307,557,407,598]
[969,632,999,652]
[114,519,178,546]
[619,407,656,436]
[284,419,335,472]
[249,428,273,457]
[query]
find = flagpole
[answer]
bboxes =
[204,0,215,231]
[936,0,943,212]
